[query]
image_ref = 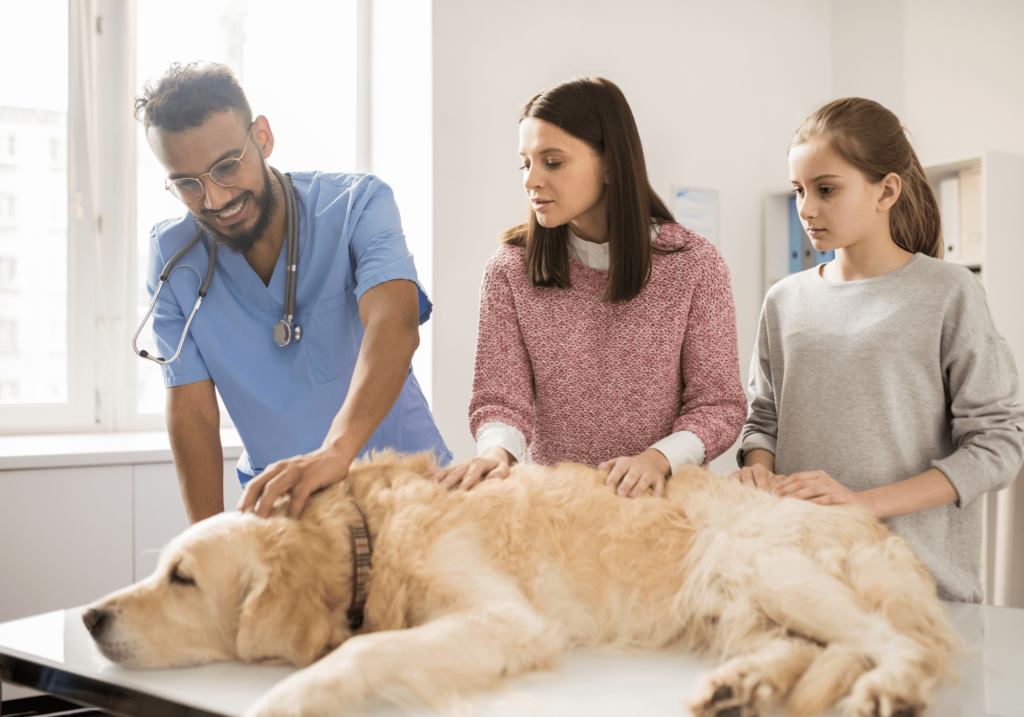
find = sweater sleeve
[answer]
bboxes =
[932,280,1024,506]
[673,247,747,462]
[737,299,779,466]
[468,252,536,449]
[476,422,528,464]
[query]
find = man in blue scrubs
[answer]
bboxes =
[137,63,450,523]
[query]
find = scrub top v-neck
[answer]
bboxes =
[146,171,450,483]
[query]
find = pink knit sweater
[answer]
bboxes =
[468,223,747,467]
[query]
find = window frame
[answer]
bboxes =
[0,0,379,435]
[0,0,156,434]
[0,0,96,433]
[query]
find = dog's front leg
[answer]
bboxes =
[246,607,561,717]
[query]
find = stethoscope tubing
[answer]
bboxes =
[134,165,298,365]
[133,262,206,365]
[282,166,299,322]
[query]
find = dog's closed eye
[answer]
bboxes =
[169,563,196,587]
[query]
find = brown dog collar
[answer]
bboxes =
[347,504,373,630]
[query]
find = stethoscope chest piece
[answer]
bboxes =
[274,318,301,347]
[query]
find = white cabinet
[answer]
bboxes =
[0,466,134,624]
[925,152,1024,609]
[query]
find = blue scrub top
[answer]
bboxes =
[146,172,452,484]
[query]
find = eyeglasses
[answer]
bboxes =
[165,127,254,202]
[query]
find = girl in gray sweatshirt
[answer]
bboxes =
[735,98,1024,603]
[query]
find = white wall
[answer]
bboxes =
[431,0,835,465]
[903,0,1024,164]
[831,0,1024,164]
[831,0,905,118]
[371,0,435,404]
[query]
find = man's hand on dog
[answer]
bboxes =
[426,446,513,491]
[237,444,350,519]
[599,449,670,498]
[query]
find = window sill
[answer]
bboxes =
[0,429,243,471]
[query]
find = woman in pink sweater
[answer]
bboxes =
[431,77,746,498]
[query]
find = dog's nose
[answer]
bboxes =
[82,607,110,636]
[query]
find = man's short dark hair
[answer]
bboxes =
[135,62,253,132]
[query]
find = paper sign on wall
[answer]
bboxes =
[672,187,718,247]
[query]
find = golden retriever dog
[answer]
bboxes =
[84,452,959,717]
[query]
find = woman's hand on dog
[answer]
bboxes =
[599,449,670,498]
[426,447,513,491]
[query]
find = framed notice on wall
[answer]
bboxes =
[671,186,719,247]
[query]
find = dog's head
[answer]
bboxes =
[83,508,357,669]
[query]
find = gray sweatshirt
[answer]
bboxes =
[740,254,1024,603]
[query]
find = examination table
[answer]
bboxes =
[1,603,1022,716]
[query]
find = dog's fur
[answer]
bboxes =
[85,452,960,717]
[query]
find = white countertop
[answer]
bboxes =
[0,429,244,471]
[1,603,1022,716]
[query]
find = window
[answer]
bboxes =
[0,194,15,221]
[0,0,74,420]
[48,321,66,352]
[0,257,15,284]
[0,0,404,434]
[133,0,358,417]
[0,320,17,354]
[0,382,19,401]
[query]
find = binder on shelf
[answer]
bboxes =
[959,168,982,265]
[788,196,803,273]
[939,176,961,262]
[788,196,817,273]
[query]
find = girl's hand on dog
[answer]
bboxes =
[730,463,779,492]
[426,447,513,491]
[599,449,670,498]
[771,470,863,508]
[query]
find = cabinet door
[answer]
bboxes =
[132,460,244,581]
[0,466,133,623]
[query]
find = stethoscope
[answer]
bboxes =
[133,166,301,365]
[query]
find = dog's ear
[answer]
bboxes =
[235,531,348,667]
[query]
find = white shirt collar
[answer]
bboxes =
[566,225,661,271]
[567,230,611,270]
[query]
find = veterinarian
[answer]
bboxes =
[135,63,450,523]
[735,97,1024,602]
[428,77,747,498]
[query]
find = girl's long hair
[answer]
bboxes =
[791,97,941,258]
[501,77,676,304]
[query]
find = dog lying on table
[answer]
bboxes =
[83,451,959,717]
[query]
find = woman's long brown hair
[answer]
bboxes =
[501,77,677,303]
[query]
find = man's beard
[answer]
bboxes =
[195,160,280,254]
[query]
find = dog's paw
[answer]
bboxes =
[245,664,365,717]
[689,665,774,717]
[842,668,931,717]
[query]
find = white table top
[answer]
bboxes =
[1,603,1022,716]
